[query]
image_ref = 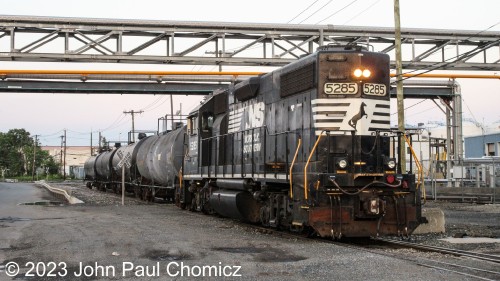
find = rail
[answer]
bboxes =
[376,238,500,264]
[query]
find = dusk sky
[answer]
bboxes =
[1,0,499,146]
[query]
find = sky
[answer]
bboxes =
[1,0,499,146]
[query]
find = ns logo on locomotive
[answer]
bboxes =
[85,45,425,238]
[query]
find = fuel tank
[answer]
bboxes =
[209,190,262,223]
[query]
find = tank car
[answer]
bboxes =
[179,45,424,238]
[85,128,186,202]
[134,126,186,201]
[83,155,97,188]
[94,148,119,191]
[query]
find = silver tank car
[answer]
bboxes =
[84,155,97,188]
[135,135,159,183]
[136,126,186,187]
[94,150,117,181]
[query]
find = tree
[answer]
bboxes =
[0,129,58,177]
[0,129,32,176]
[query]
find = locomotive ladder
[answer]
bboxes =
[403,134,426,202]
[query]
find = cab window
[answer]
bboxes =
[202,112,214,132]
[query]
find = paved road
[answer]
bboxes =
[0,182,475,280]
[0,182,53,207]
[0,182,59,268]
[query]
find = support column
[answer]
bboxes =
[446,104,452,187]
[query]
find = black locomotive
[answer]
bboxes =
[85,45,424,238]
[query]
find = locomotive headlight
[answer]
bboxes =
[353,68,371,78]
[353,68,363,77]
[338,159,348,169]
[387,159,396,169]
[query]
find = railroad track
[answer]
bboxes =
[372,238,500,281]
[236,224,500,280]
[375,238,500,264]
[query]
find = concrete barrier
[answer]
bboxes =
[413,208,445,234]
[35,180,84,204]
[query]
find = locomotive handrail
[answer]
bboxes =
[403,134,426,203]
[304,131,326,201]
[289,137,302,199]
[200,126,296,180]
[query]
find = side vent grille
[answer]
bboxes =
[280,62,315,97]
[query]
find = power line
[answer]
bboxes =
[343,0,382,25]
[390,99,427,115]
[140,95,165,112]
[287,0,321,23]
[462,97,481,127]
[392,19,500,84]
[123,110,144,143]
[315,0,360,25]
[147,97,170,112]
[298,0,334,24]
[39,130,63,138]
[67,129,89,135]
[100,113,126,132]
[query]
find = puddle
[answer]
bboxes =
[0,217,31,222]
[255,249,308,263]
[212,247,265,254]
[144,249,193,261]
[18,201,64,206]
[212,246,307,262]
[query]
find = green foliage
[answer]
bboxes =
[0,128,59,177]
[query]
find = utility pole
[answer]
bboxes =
[123,110,144,142]
[170,95,174,130]
[60,134,64,176]
[98,131,102,152]
[32,135,38,181]
[394,0,406,173]
[90,130,93,156]
[63,129,67,180]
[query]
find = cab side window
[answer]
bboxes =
[202,112,214,132]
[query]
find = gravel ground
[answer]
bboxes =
[3,181,494,280]
[405,200,500,254]
[55,180,500,254]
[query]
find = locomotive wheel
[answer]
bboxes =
[189,198,196,212]
[260,206,270,227]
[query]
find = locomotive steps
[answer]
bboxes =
[34,180,84,205]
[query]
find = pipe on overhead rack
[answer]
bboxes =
[391,73,500,79]
[0,70,263,76]
[0,70,499,79]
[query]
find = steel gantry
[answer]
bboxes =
[0,15,499,70]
